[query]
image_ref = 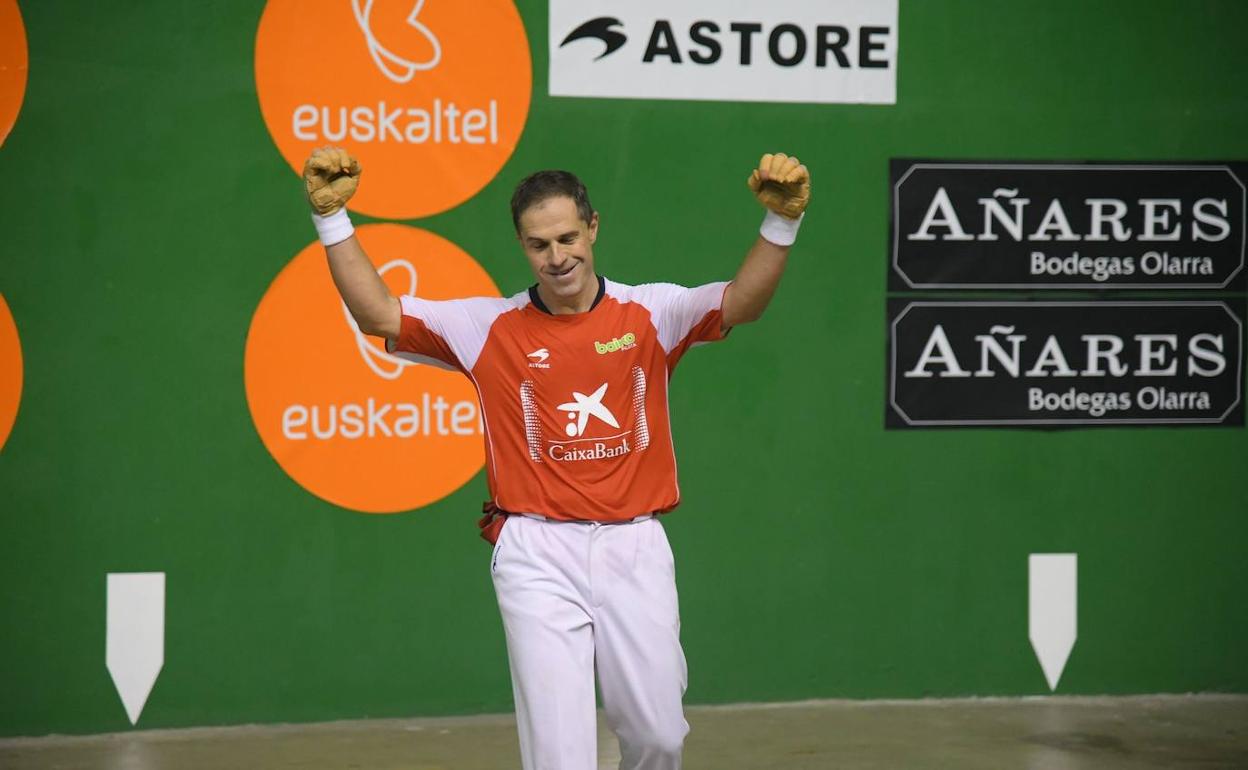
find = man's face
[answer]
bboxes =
[517,196,599,310]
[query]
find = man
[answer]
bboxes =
[303,146,810,770]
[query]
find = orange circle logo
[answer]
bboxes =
[0,293,22,451]
[245,224,501,512]
[0,0,28,147]
[255,0,532,219]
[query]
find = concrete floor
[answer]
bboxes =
[1,694,1245,769]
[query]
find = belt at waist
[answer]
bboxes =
[478,502,654,545]
[520,512,654,525]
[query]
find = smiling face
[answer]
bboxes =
[517,195,600,314]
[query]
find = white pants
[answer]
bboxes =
[491,514,689,770]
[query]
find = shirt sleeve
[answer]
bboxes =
[386,294,510,374]
[634,281,731,371]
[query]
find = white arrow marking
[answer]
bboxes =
[1029,553,1077,691]
[106,572,165,725]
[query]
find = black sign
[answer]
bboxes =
[890,161,1247,290]
[887,301,1244,427]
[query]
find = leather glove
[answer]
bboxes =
[304,146,362,216]
[747,152,810,219]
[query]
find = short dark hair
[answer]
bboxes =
[510,170,595,231]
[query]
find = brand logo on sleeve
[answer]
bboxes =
[245,224,501,513]
[255,0,532,218]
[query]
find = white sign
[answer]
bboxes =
[106,572,165,725]
[549,0,898,105]
[1029,554,1077,691]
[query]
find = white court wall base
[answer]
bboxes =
[106,572,165,725]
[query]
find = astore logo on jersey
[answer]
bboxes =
[256,0,531,219]
[549,0,898,105]
[245,224,501,513]
[527,348,551,368]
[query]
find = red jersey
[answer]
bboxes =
[389,276,729,530]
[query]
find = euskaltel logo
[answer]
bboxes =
[0,0,29,147]
[255,0,532,219]
[244,224,501,513]
[0,293,22,451]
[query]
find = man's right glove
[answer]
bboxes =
[747,152,810,220]
[304,146,363,216]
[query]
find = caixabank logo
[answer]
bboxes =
[549,0,897,104]
[0,0,28,147]
[245,225,501,512]
[255,0,532,219]
[520,370,651,464]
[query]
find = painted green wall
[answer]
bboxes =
[1,0,1245,737]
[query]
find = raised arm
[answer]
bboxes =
[721,153,811,329]
[304,146,401,340]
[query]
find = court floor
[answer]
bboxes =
[1,694,1244,769]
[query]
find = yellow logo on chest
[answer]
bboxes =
[594,332,637,355]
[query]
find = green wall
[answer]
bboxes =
[1,0,1245,737]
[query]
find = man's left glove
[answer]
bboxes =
[747,152,810,220]
[304,146,363,216]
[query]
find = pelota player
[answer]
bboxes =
[303,146,810,770]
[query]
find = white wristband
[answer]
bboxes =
[312,207,355,246]
[759,210,803,246]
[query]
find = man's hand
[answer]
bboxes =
[747,152,810,220]
[304,146,362,216]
